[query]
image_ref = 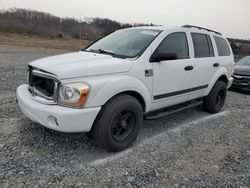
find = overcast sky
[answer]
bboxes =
[1,0,250,39]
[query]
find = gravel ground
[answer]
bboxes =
[0,47,249,188]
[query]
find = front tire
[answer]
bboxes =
[203,81,227,113]
[91,95,143,152]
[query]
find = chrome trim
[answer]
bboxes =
[28,86,57,105]
[240,83,249,86]
[233,74,250,79]
[26,68,30,84]
[54,81,60,102]
[31,95,57,105]
[33,87,55,100]
[32,69,60,82]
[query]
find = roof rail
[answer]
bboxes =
[182,25,222,36]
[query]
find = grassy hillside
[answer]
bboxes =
[0,8,249,56]
[0,32,91,51]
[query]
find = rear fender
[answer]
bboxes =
[205,67,229,96]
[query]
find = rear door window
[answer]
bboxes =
[191,33,214,58]
[214,36,231,56]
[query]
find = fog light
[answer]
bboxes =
[47,116,59,127]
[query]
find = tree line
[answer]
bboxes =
[0,8,151,40]
[0,8,249,57]
[228,38,250,57]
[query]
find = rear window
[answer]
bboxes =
[214,36,231,56]
[191,33,214,58]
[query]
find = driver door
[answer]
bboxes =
[152,32,194,108]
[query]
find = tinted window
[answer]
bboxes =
[191,33,214,58]
[238,56,250,66]
[214,36,231,56]
[158,32,189,59]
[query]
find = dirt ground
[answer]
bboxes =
[0,33,92,51]
[0,47,249,187]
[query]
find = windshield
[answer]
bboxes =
[238,56,250,66]
[86,29,161,58]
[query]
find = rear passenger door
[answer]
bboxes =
[190,33,216,99]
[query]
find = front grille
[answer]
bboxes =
[28,67,59,102]
[30,74,55,97]
[233,74,250,84]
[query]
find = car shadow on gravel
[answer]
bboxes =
[15,104,210,165]
[140,105,210,141]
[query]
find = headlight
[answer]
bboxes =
[64,86,74,99]
[58,82,89,108]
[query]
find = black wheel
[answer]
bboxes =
[203,81,227,113]
[91,95,143,152]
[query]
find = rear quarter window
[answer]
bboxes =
[214,36,231,56]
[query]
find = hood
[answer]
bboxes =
[234,65,250,76]
[29,51,133,79]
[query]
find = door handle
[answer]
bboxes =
[213,63,219,67]
[184,66,194,71]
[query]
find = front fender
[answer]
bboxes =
[84,75,152,112]
[205,67,230,96]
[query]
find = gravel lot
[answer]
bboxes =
[0,47,249,188]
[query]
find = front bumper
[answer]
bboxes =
[16,84,101,133]
[231,77,250,91]
[231,82,250,91]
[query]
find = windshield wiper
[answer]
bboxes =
[85,48,114,55]
[87,48,127,59]
[97,49,115,56]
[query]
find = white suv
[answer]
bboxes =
[17,25,234,151]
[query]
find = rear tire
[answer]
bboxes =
[91,95,143,152]
[203,81,227,113]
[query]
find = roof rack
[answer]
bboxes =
[182,25,222,36]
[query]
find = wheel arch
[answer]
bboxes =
[217,75,229,86]
[108,90,146,112]
[85,75,152,112]
[205,67,230,96]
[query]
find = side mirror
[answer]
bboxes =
[150,51,178,62]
